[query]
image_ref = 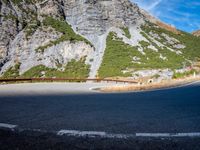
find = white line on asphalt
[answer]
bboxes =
[57,130,200,138]
[57,130,107,136]
[1,124,200,138]
[0,123,17,129]
[136,133,200,137]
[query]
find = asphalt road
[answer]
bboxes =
[0,82,200,134]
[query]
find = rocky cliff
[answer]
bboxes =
[193,30,200,37]
[0,0,200,80]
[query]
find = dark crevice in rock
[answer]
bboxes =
[0,54,9,72]
[16,18,20,33]
[58,0,66,20]
[0,0,2,25]
[0,57,8,70]
[6,0,20,33]
[8,0,18,17]
[0,42,10,71]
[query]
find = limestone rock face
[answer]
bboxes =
[37,0,63,18]
[64,0,143,36]
[0,0,197,79]
[193,30,200,37]
[0,0,144,77]
[0,26,93,74]
[62,0,144,77]
[0,1,18,67]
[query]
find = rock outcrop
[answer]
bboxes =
[64,0,143,36]
[193,30,200,37]
[0,0,144,77]
[0,0,199,80]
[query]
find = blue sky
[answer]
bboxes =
[132,0,200,32]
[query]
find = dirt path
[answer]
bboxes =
[99,76,200,92]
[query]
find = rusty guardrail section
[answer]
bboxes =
[0,78,137,84]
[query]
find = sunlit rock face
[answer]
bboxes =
[64,0,144,36]
[0,0,144,77]
[0,0,198,80]
[193,30,200,37]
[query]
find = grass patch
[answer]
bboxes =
[24,20,41,38]
[121,27,131,39]
[140,31,187,68]
[2,63,21,78]
[11,0,44,5]
[98,32,142,78]
[3,13,18,21]
[36,17,92,53]
[141,22,200,61]
[139,40,150,48]
[173,69,196,79]
[98,31,187,78]
[22,58,90,78]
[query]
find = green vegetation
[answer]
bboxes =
[3,13,18,21]
[2,59,90,79]
[10,0,43,5]
[141,22,200,61]
[173,69,196,79]
[22,58,90,78]
[25,20,41,38]
[152,74,160,79]
[2,0,32,5]
[98,32,135,78]
[2,63,21,78]
[1,0,8,4]
[36,17,92,53]
[121,27,131,39]
[2,0,40,35]
[139,40,150,48]
[141,31,188,68]
[98,31,187,78]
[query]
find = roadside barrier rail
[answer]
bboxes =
[0,78,137,84]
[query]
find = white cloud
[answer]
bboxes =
[132,0,162,11]
[131,0,200,32]
[146,0,162,11]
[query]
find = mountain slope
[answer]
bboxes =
[193,30,200,37]
[99,22,200,78]
[0,0,200,80]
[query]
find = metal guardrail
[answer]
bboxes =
[0,78,137,84]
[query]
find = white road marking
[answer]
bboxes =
[136,133,200,137]
[57,130,106,136]
[57,129,200,138]
[0,123,17,129]
[1,123,200,138]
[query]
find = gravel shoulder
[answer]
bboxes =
[0,82,123,96]
[99,76,200,93]
[0,76,200,96]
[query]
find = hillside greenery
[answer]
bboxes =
[98,31,189,78]
[21,58,90,78]
[2,0,44,5]
[2,63,21,78]
[141,22,200,61]
[173,69,196,79]
[24,20,41,38]
[36,17,92,52]
[1,59,90,79]
[121,27,131,39]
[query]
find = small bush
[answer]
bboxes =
[2,63,21,78]
[121,27,131,39]
[22,58,90,78]
[36,17,92,52]
[173,69,196,79]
